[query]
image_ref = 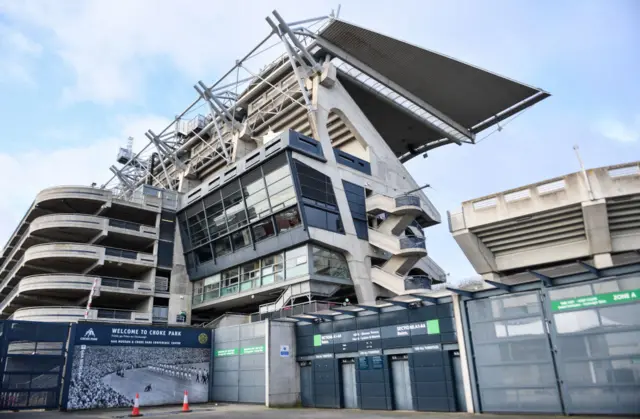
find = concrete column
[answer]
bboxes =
[168,210,192,325]
[582,199,612,255]
[451,293,475,413]
[593,252,613,268]
[452,229,497,274]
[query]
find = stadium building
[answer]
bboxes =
[1,9,639,417]
[0,12,548,326]
[447,160,640,415]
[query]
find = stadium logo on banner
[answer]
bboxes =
[198,333,209,344]
[80,328,98,342]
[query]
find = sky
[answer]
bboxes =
[0,0,639,283]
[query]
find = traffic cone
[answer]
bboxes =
[181,390,191,413]
[130,393,142,417]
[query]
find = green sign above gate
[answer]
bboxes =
[551,289,640,312]
[240,345,265,355]
[215,348,238,357]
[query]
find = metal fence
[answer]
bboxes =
[399,236,426,249]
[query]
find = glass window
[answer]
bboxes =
[295,161,338,208]
[275,207,302,233]
[261,253,284,285]
[203,274,221,301]
[187,211,208,247]
[214,236,232,257]
[193,244,213,265]
[285,246,308,279]
[264,154,296,212]
[178,213,191,248]
[312,245,350,279]
[221,268,239,296]
[326,211,344,233]
[242,168,271,223]
[192,280,204,305]
[240,261,261,291]
[185,252,195,270]
[252,218,276,243]
[222,181,248,232]
[205,193,227,239]
[231,228,251,250]
[267,176,296,211]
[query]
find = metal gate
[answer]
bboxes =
[451,351,467,412]
[0,320,70,410]
[466,275,640,416]
[390,355,413,411]
[300,361,313,407]
[544,276,640,415]
[340,359,357,408]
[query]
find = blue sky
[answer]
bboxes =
[0,0,638,282]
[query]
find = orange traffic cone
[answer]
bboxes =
[181,390,191,412]
[130,393,142,417]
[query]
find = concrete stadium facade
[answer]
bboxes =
[1,9,638,417]
[0,185,185,324]
[0,12,548,327]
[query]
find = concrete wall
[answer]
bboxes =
[268,321,298,406]
[449,161,640,277]
[212,321,267,403]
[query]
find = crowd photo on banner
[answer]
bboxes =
[67,346,210,410]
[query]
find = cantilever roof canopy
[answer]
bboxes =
[313,19,550,160]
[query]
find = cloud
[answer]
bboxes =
[594,115,640,143]
[0,0,335,104]
[0,23,42,86]
[0,114,169,248]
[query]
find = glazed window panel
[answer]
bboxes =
[312,245,350,279]
[187,211,208,247]
[242,168,271,223]
[193,244,213,265]
[245,193,270,223]
[205,195,227,239]
[214,236,232,257]
[274,207,302,233]
[262,153,290,185]
[207,210,228,240]
[231,228,251,251]
[267,178,295,211]
[203,274,220,301]
[285,246,309,279]
[240,261,261,291]
[252,218,276,243]
[261,253,284,285]
[222,181,248,231]
[264,154,296,212]
[221,268,239,296]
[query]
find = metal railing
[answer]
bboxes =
[105,247,138,259]
[108,219,142,231]
[399,236,426,249]
[100,277,135,289]
[96,308,133,320]
[152,306,169,322]
[404,275,432,290]
[395,195,421,208]
[419,257,447,283]
[250,300,339,322]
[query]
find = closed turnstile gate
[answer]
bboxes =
[300,361,313,407]
[340,359,357,408]
[466,276,640,416]
[451,352,467,412]
[390,355,413,410]
[0,321,70,410]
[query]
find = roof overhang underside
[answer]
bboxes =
[315,19,550,161]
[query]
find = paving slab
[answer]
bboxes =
[0,404,627,419]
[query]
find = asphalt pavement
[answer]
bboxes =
[0,404,627,419]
